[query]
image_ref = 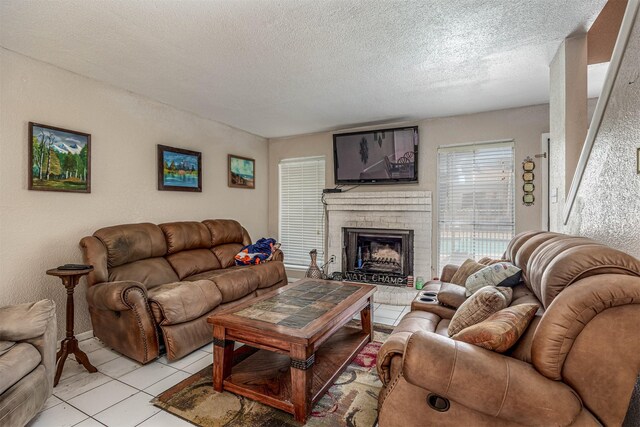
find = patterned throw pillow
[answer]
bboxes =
[451,303,539,353]
[449,259,486,286]
[447,286,513,336]
[464,262,522,297]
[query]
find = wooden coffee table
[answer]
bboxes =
[207,278,376,424]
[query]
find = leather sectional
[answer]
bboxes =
[377,231,640,426]
[80,219,287,364]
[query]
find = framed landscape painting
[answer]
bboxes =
[29,122,91,193]
[158,145,202,192]
[228,154,255,189]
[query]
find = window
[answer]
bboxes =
[437,141,515,272]
[279,156,326,267]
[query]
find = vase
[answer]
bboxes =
[305,249,323,279]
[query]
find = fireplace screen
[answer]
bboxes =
[343,228,413,286]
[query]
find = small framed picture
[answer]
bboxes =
[523,183,535,192]
[228,154,255,189]
[157,145,202,192]
[29,122,91,193]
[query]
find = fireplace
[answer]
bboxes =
[342,228,413,287]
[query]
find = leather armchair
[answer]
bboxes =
[0,300,57,426]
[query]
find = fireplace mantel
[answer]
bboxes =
[324,191,432,304]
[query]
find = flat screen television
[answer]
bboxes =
[333,126,418,184]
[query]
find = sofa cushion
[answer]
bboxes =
[448,286,513,336]
[437,282,467,308]
[0,341,15,357]
[452,303,538,353]
[246,262,287,289]
[94,223,167,267]
[160,221,212,254]
[165,249,222,280]
[147,280,223,324]
[0,342,41,395]
[203,219,245,246]
[108,257,179,288]
[212,243,244,268]
[209,269,261,303]
[449,259,485,286]
[465,262,522,296]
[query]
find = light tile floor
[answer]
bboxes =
[29,303,410,426]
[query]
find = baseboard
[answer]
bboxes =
[74,330,94,342]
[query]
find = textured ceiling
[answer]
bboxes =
[0,0,607,138]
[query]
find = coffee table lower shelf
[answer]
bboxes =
[222,325,370,417]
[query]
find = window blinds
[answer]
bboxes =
[279,156,326,267]
[437,141,515,272]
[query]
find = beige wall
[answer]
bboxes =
[269,104,550,277]
[549,35,589,231]
[0,49,269,338]
[566,5,640,258]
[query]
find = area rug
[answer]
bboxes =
[152,324,391,427]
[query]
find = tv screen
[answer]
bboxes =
[333,126,418,184]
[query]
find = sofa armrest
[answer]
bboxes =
[403,331,582,426]
[377,331,411,385]
[0,300,56,342]
[87,281,148,312]
[271,249,284,262]
[440,264,459,282]
[0,300,57,391]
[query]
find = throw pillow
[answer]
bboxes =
[437,282,467,308]
[449,259,486,286]
[447,286,513,336]
[465,262,522,297]
[452,303,539,353]
[477,257,505,266]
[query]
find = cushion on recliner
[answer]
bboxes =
[203,219,245,246]
[0,342,41,395]
[165,249,222,280]
[94,223,167,267]
[108,257,179,288]
[449,259,485,286]
[245,262,286,289]
[147,280,223,324]
[159,221,212,254]
[448,286,513,336]
[210,269,260,303]
[0,341,15,357]
[212,243,244,268]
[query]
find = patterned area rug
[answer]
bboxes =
[152,325,391,427]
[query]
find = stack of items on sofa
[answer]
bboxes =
[377,231,640,426]
[80,219,287,363]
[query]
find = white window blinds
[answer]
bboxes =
[279,156,326,267]
[437,141,515,272]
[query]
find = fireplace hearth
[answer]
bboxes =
[343,228,413,287]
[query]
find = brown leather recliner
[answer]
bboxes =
[377,231,640,426]
[80,219,287,364]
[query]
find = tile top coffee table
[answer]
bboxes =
[207,278,376,424]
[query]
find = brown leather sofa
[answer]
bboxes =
[377,231,640,426]
[80,219,287,364]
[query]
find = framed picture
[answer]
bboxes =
[157,145,202,192]
[29,122,91,193]
[228,154,255,189]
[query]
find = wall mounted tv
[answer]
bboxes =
[333,126,418,185]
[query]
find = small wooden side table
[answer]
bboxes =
[46,267,98,386]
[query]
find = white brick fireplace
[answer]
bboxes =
[324,191,432,304]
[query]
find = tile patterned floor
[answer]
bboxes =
[28,303,409,426]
